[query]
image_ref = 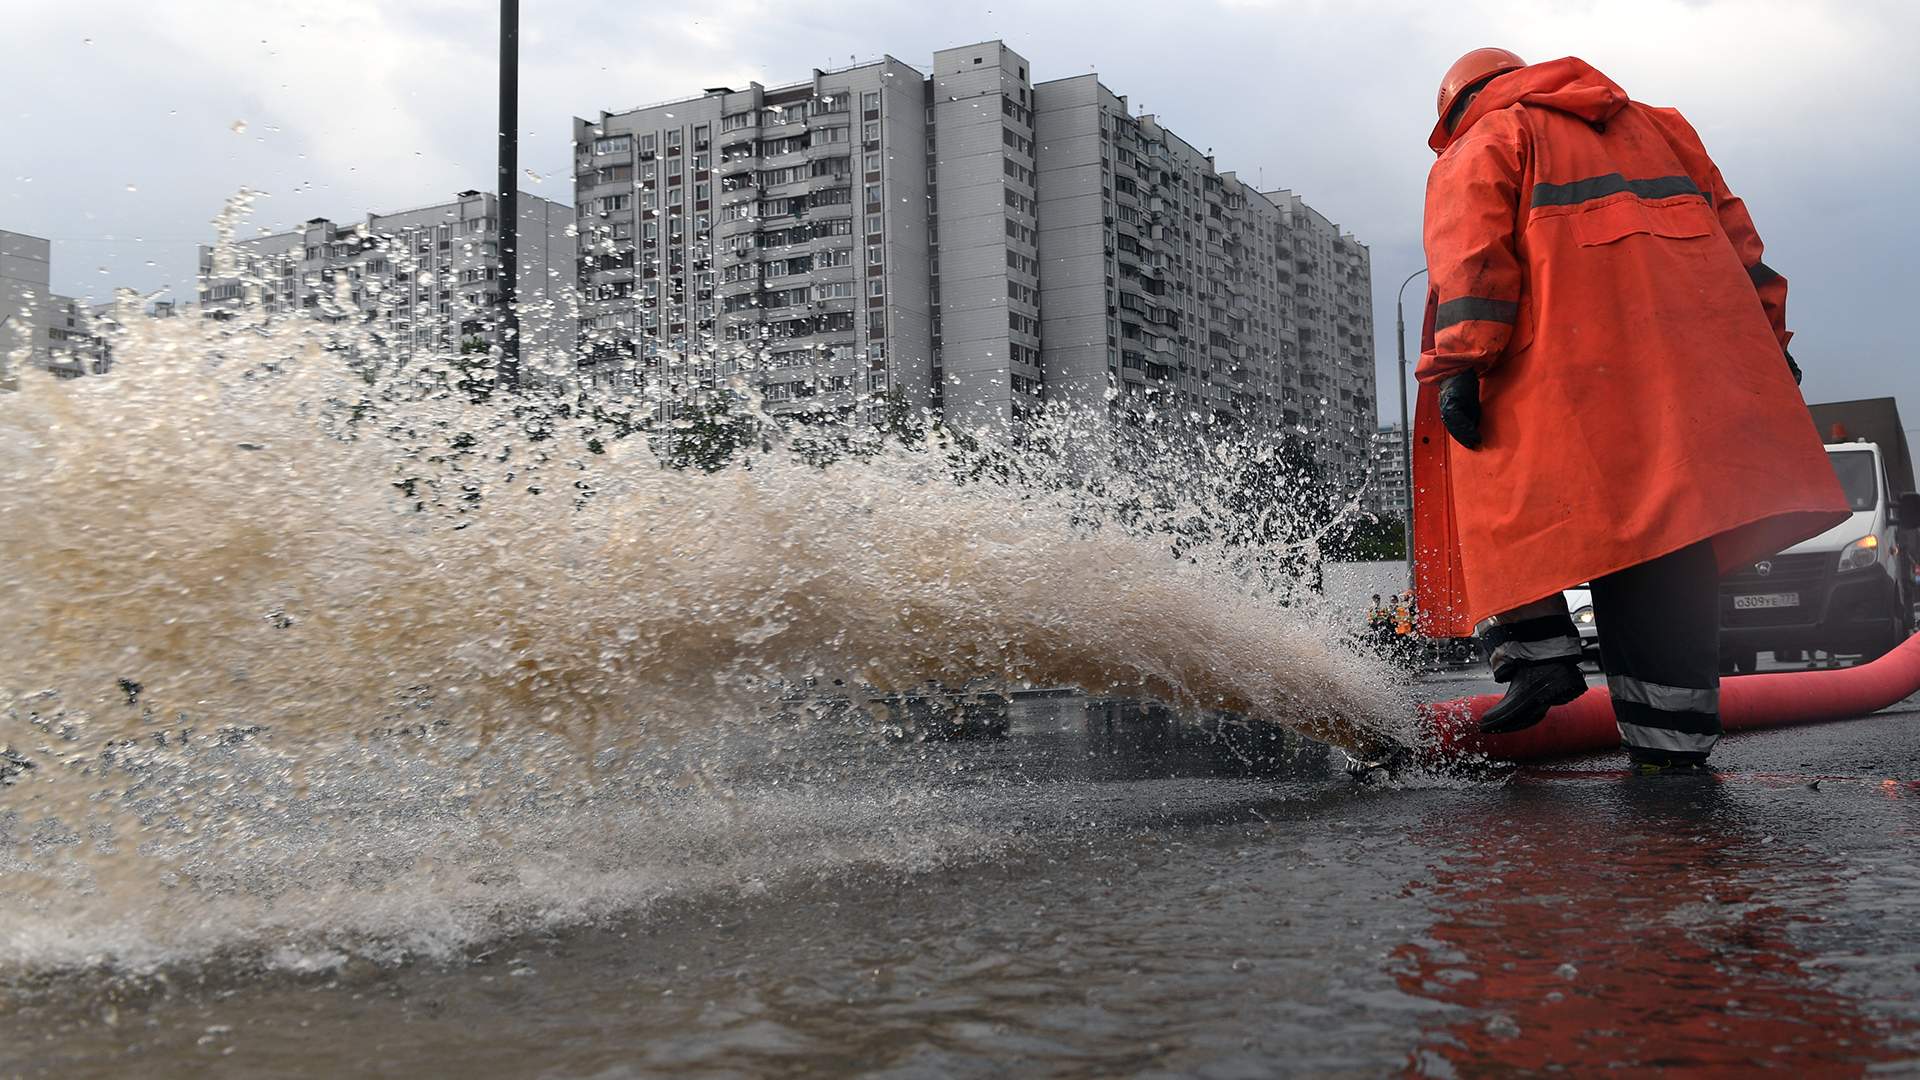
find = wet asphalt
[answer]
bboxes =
[4,665,1919,1078]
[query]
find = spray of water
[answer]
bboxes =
[0,308,1413,976]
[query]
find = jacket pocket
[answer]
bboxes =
[1566,197,1715,247]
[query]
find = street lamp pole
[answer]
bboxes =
[1396,266,1428,589]
[496,0,520,390]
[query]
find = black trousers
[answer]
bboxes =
[1479,540,1722,765]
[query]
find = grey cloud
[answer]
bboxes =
[3,0,1914,428]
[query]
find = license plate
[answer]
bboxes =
[1733,592,1799,610]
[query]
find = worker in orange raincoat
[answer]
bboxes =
[1411,49,1849,768]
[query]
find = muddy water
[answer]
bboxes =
[0,313,1413,976]
[5,700,1920,1077]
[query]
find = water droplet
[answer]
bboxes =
[231,120,248,134]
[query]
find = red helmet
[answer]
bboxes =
[1436,47,1527,122]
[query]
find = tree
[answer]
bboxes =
[662,394,760,472]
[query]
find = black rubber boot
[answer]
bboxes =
[1479,658,1587,735]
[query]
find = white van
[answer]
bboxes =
[1718,440,1920,672]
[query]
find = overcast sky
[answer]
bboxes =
[6,0,1916,433]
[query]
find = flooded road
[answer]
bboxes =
[7,687,1919,1078]
[4,325,1917,1075]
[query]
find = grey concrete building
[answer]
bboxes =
[1263,190,1377,483]
[45,293,110,377]
[1028,75,1377,483]
[1368,423,1410,521]
[0,229,112,384]
[1,229,53,387]
[1033,83,1291,425]
[929,41,1042,431]
[197,190,575,372]
[574,56,937,424]
[573,40,1375,481]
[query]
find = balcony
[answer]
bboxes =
[805,172,851,194]
[805,136,849,160]
[715,215,759,239]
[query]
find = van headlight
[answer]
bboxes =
[1574,605,1596,625]
[1838,535,1881,573]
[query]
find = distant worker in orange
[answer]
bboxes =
[1411,49,1849,769]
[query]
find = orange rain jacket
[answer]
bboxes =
[1412,57,1848,637]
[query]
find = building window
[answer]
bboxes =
[861,91,880,113]
[865,213,883,235]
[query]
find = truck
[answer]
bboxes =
[1718,397,1920,672]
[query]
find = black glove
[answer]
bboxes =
[1438,370,1483,450]
[1785,349,1802,385]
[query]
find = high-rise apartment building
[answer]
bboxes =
[1263,190,1377,479]
[0,229,111,385]
[45,294,110,377]
[1,229,53,388]
[928,42,1042,431]
[197,190,575,370]
[1035,80,1330,431]
[1369,423,1410,521]
[574,56,936,422]
[574,40,1375,481]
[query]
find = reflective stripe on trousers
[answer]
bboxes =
[1615,720,1720,757]
[1589,541,1723,766]
[1477,595,1582,682]
[1489,636,1584,673]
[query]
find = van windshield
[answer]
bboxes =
[1830,450,1880,511]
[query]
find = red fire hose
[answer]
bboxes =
[1421,633,1920,762]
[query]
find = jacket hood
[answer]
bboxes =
[1428,57,1630,154]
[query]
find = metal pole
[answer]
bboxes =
[1396,266,1428,590]
[496,0,520,390]
[1396,269,1427,500]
